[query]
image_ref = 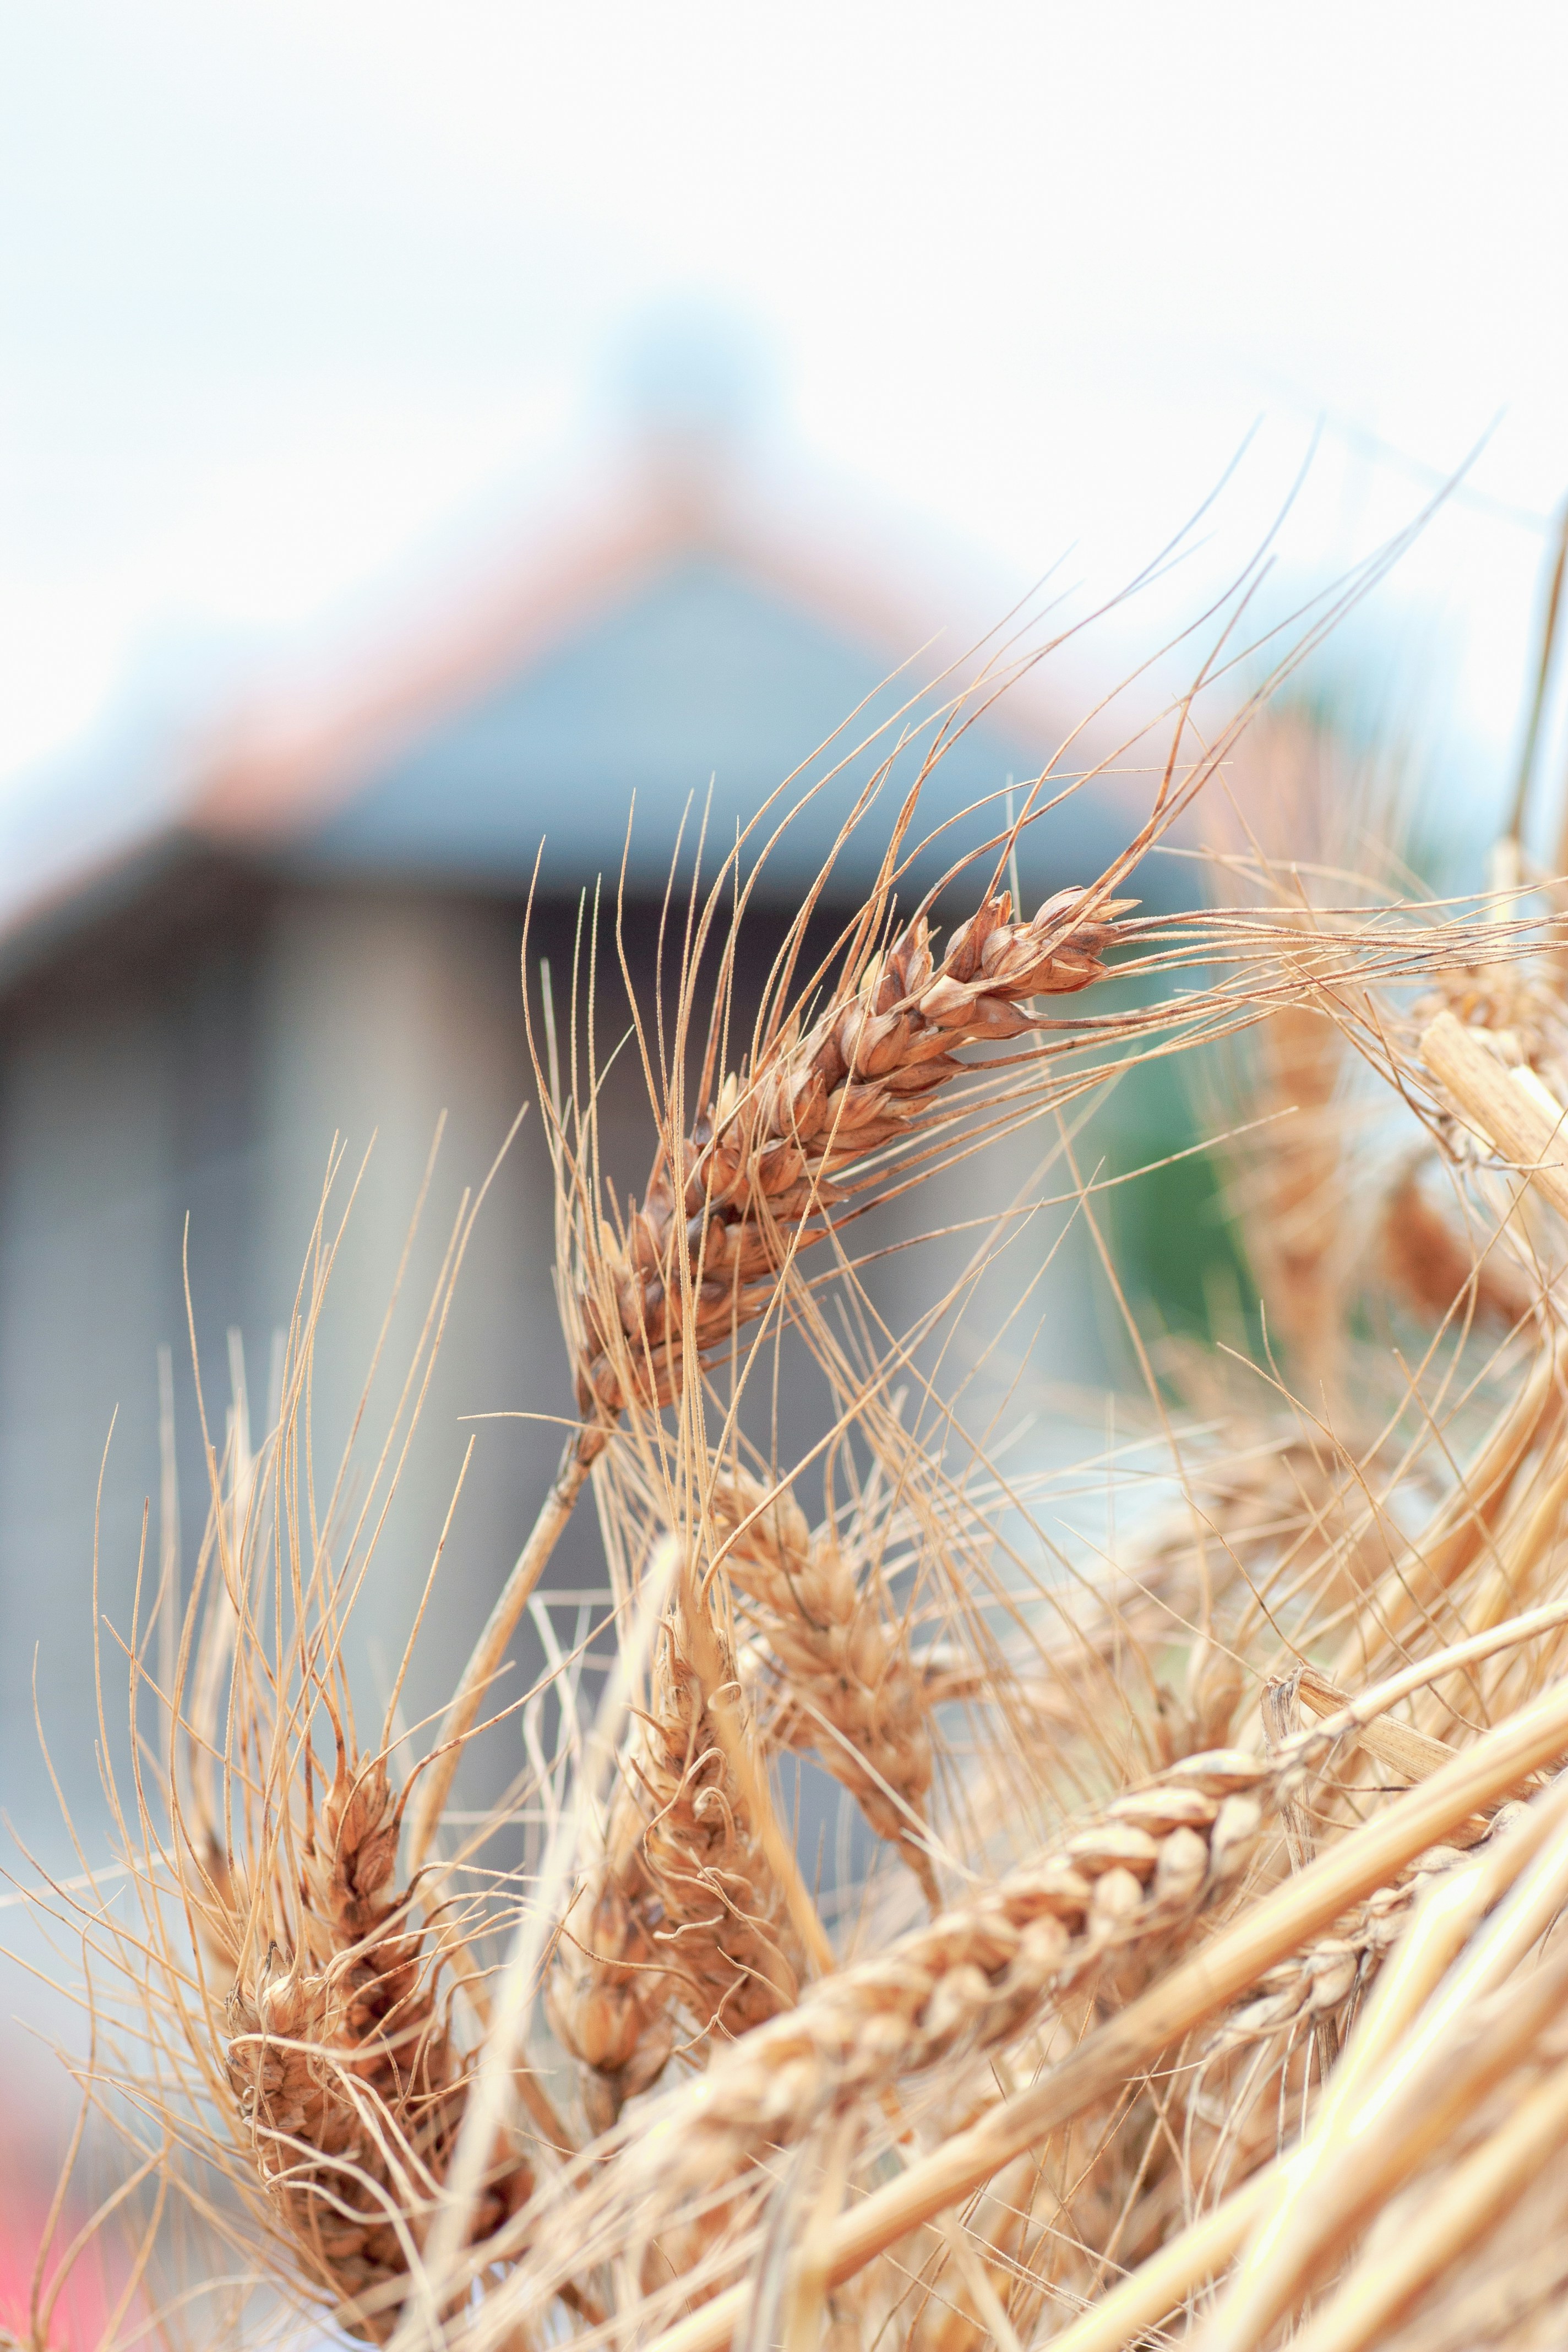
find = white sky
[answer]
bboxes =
[3,2,1567,856]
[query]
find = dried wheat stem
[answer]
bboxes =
[1289,2048,1568,2352]
[1421,1008,1568,1219]
[1051,1818,1536,2352]
[1306,1598,1568,1755]
[408,1423,607,1875]
[1292,1666,1456,1781]
[678,1561,837,1978]
[1200,1945,1568,2352]
[1205,1833,1522,2352]
[578,887,1128,1418]
[712,1473,940,1903]
[407,1542,680,2340]
[643,1677,1568,2352]
[1200,1775,1568,2352]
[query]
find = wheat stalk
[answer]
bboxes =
[1198,1782,1568,2352]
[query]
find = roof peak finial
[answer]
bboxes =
[610,296,777,489]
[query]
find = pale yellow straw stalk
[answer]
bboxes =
[1292,2044,1568,2352]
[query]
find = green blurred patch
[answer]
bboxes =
[1093,1037,1257,1360]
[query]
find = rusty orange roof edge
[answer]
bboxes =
[185,442,1086,848]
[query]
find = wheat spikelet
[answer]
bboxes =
[219,1728,532,2343]
[1204,1805,1526,2067]
[707,1470,941,1904]
[549,1571,801,2129]
[576,885,1129,1419]
[521,1743,1275,2316]
[412,874,1133,1873]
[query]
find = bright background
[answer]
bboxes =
[4,2,1568,858]
[1,4,1566,2288]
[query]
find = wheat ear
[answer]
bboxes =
[514,1740,1273,2329]
[549,1569,802,2128]
[618,1677,1568,2352]
[220,1728,532,2344]
[710,1471,941,1904]
[578,885,1128,1418]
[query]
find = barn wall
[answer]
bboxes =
[0,886,264,1853]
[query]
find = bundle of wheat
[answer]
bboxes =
[29,567,1568,2352]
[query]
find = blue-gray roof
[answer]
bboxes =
[300,554,1119,906]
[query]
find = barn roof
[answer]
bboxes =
[0,423,1128,990]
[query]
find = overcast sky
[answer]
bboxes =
[3,3,1567,856]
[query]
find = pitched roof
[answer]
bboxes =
[0,428,1130,985]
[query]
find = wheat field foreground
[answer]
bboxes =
[14,555,1568,2352]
